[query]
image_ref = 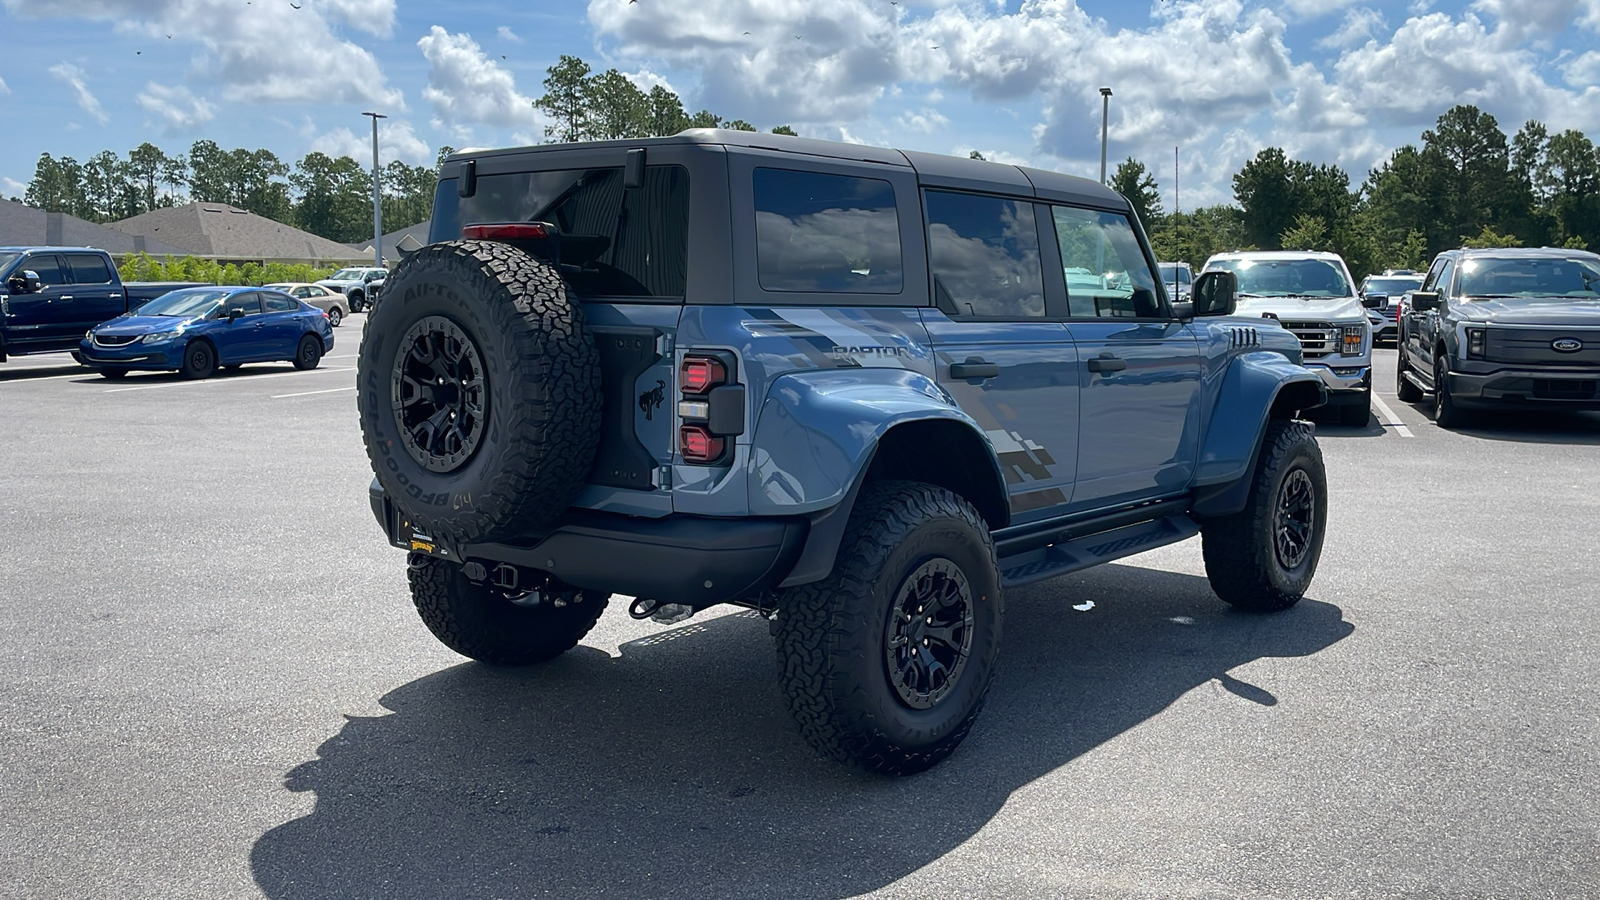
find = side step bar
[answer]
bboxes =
[997,514,1201,588]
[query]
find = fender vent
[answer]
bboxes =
[1228,327,1260,349]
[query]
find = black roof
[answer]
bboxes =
[1439,246,1600,260]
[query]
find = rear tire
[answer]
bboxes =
[179,340,217,380]
[293,334,322,370]
[1200,419,1326,613]
[98,369,128,380]
[773,481,1003,775]
[409,557,609,665]
[328,306,343,327]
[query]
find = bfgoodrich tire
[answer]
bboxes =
[773,481,1003,775]
[358,240,602,543]
[1200,419,1327,613]
[409,557,608,665]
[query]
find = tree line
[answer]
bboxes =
[1117,104,1600,277]
[535,55,796,142]
[22,141,445,245]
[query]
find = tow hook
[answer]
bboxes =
[628,597,696,625]
[629,597,661,619]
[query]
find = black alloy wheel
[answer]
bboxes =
[1434,354,1465,428]
[885,558,975,710]
[180,340,216,379]
[392,315,488,473]
[1273,468,1316,570]
[293,334,323,370]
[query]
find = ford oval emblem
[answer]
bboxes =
[1552,338,1583,353]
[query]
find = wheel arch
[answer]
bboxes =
[1192,352,1325,518]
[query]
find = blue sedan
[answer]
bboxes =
[80,286,335,380]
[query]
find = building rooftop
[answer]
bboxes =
[110,202,368,264]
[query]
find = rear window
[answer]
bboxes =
[439,165,690,298]
[753,168,902,294]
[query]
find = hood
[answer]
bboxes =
[1452,297,1600,325]
[93,315,202,335]
[1234,294,1365,323]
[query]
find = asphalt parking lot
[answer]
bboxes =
[2,332,1598,899]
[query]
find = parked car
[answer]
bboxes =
[1158,261,1194,301]
[79,285,333,380]
[265,281,349,326]
[1203,250,1379,425]
[360,130,1330,775]
[1358,273,1424,343]
[1396,247,1600,427]
[315,266,387,312]
[0,246,204,364]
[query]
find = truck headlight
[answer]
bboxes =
[140,331,180,344]
[1465,327,1486,359]
[1340,325,1364,356]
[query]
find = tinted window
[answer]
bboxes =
[451,165,690,298]
[926,191,1043,318]
[25,254,65,285]
[754,168,902,294]
[263,292,297,312]
[223,293,262,317]
[1050,207,1162,318]
[1456,256,1600,298]
[1362,276,1421,295]
[1209,257,1352,297]
[66,254,112,284]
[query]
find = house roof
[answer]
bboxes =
[0,199,190,255]
[110,202,367,263]
[349,220,431,262]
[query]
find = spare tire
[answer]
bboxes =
[358,239,602,543]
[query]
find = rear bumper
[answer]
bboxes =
[1446,367,1600,408]
[370,481,807,607]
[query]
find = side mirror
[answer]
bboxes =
[11,270,43,293]
[1191,270,1237,317]
[1410,291,1440,312]
[1170,300,1195,321]
[1361,292,1387,309]
[227,307,246,320]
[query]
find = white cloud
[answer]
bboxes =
[136,82,214,132]
[310,119,433,166]
[1562,50,1600,87]
[1317,7,1387,49]
[3,176,26,196]
[497,25,521,42]
[896,107,950,133]
[48,63,108,124]
[418,27,542,133]
[1283,0,1362,18]
[1470,0,1600,40]
[0,76,9,95]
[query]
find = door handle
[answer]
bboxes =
[950,358,1000,380]
[59,294,74,301]
[1087,354,1127,373]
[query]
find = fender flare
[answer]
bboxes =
[1191,352,1325,518]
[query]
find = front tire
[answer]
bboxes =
[409,557,608,665]
[180,340,217,380]
[773,481,1003,775]
[1201,419,1326,613]
[1338,390,1371,426]
[1434,354,1467,429]
[349,292,365,313]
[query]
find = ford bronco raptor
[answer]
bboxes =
[359,131,1329,774]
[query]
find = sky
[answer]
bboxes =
[2,0,1599,211]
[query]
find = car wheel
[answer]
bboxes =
[328,306,343,327]
[1396,347,1423,402]
[1200,419,1326,613]
[1434,353,1466,429]
[358,240,603,544]
[292,334,323,370]
[773,481,1003,775]
[98,368,128,380]
[350,292,365,312]
[1338,390,1371,426]
[180,340,217,380]
[409,557,609,665]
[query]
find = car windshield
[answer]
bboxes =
[327,269,365,280]
[1457,257,1600,299]
[135,288,230,317]
[1158,264,1191,285]
[0,252,21,276]
[1210,258,1352,297]
[1363,277,1422,295]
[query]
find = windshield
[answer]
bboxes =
[0,252,21,277]
[135,288,230,317]
[1210,258,1352,297]
[327,269,364,280]
[1457,257,1600,299]
[1363,277,1422,295]
[1158,264,1192,285]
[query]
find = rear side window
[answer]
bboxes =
[263,293,297,312]
[66,254,113,284]
[449,165,689,298]
[753,168,902,294]
[925,190,1043,318]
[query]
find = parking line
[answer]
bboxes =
[1371,393,1415,438]
[103,366,354,393]
[273,385,356,399]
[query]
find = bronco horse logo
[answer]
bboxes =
[639,379,666,420]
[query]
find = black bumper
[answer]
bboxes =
[370,482,807,607]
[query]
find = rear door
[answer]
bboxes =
[63,253,126,332]
[1047,204,1203,511]
[920,189,1081,522]
[259,291,306,357]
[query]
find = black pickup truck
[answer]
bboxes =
[0,246,203,363]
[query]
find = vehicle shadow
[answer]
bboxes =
[251,565,1353,900]
[1397,399,1600,444]
[64,363,333,387]
[0,361,84,381]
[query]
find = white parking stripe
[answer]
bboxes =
[103,366,353,393]
[273,385,356,399]
[1370,393,1415,438]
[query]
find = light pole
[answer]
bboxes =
[362,111,387,270]
[1098,87,1113,184]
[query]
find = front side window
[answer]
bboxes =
[926,190,1043,318]
[1050,207,1162,318]
[1456,256,1600,299]
[24,254,65,286]
[453,165,690,298]
[754,168,902,294]
[223,293,263,317]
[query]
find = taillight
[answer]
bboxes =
[679,425,725,463]
[462,222,549,240]
[677,352,740,466]
[680,356,727,394]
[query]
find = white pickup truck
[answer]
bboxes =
[1203,250,1377,426]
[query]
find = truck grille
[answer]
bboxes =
[94,334,138,347]
[1531,379,1597,399]
[1485,327,1600,365]
[1279,321,1339,360]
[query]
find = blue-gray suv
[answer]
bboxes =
[359,130,1330,774]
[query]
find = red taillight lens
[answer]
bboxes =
[462,222,549,240]
[680,356,727,395]
[679,425,725,463]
